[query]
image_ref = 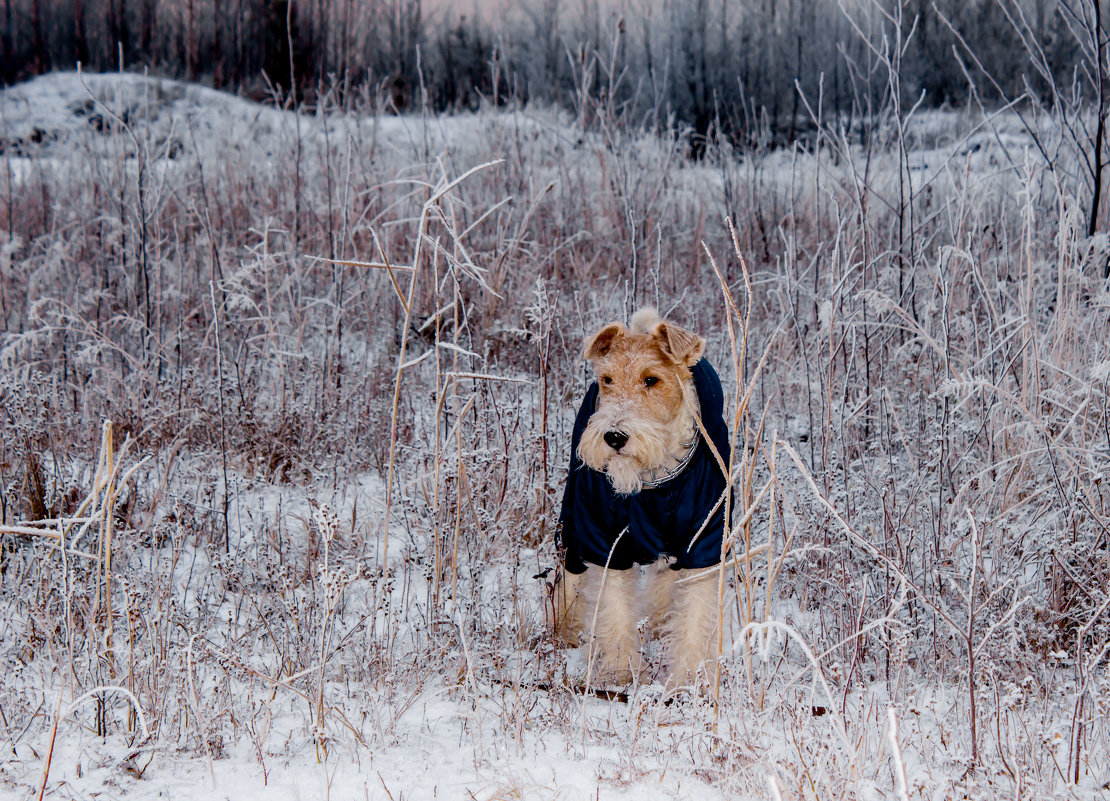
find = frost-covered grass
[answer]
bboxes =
[1,70,1109,799]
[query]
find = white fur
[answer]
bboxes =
[578,411,672,494]
[629,307,662,333]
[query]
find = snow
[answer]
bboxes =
[4,694,739,800]
[2,70,1110,801]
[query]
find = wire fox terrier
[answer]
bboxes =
[554,308,730,689]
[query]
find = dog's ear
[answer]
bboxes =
[584,323,626,360]
[653,321,706,366]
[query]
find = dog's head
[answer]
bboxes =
[577,308,706,494]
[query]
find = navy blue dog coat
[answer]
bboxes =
[558,358,731,574]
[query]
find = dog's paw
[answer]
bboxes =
[589,653,647,688]
[664,659,718,694]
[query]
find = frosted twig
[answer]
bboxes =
[888,707,910,801]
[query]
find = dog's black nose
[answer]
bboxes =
[604,430,629,451]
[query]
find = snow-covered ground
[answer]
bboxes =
[2,71,1109,800]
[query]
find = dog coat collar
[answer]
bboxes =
[639,434,699,488]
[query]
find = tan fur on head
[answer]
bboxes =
[656,321,706,366]
[629,307,706,365]
[578,308,706,495]
[583,322,627,360]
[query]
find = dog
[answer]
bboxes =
[553,307,730,689]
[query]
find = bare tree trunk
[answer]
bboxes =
[213,0,223,84]
[186,0,196,80]
[140,0,153,60]
[31,0,45,73]
[1092,107,1105,237]
[1089,0,1107,245]
[238,0,247,81]
[790,18,801,141]
[319,0,330,85]
[2,0,11,81]
[108,0,130,62]
[74,0,90,65]
[543,0,560,100]
[341,0,352,82]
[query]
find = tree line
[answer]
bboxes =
[0,0,1095,147]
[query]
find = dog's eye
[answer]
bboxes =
[644,376,659,387]
[601,375,613,386]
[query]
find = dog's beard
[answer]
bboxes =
[578,415,673,495]
[601,454,647,494]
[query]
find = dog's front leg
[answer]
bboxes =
[589,566,643,685]
[552,566,586,644]
[644,559,677,641]
[665,569,720,690]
